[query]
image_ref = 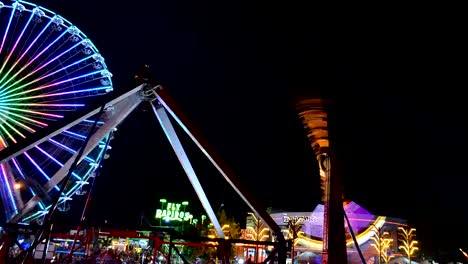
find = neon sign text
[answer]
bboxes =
[155,202,192,222]
[283,215,320,224]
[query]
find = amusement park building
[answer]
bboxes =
[243,201,409,264]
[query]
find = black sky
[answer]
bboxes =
[25,0,468,257]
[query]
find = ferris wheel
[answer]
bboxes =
[0,0,114,224]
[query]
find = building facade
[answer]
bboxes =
[241,201,410,264]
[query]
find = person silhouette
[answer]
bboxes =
[246,255,253,264]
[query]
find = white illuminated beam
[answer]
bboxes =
[9,86,144,222]
[0,84,146,164]
[154,91,274,230]
[151,102,225,239]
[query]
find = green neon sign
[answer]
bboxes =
[155,201,193,222]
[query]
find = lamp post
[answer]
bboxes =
[159,199,167,226]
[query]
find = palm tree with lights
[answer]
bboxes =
[246,212,270,263]
[286,217,305,260]
[369,225,394,264]
[398,227,419,263]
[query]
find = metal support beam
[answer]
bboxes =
[154,86,286,262]
[324,101,347,264]
[151,101,225,239]
[0,85,145,164]
[9,87,144,222]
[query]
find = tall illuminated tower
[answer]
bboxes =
[296,98,347,264]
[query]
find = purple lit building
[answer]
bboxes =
[282,99,413,263]
[266,201,408,264]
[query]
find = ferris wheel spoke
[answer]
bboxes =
[0,8,34,79]
[63,130,108,148]
[15,37,82,86]
[1,85,112,104]
[0,49,88,96]
[48,138,95,163]
[15,9,42,61]
[11,157,45,210]
[0,105,63,118]
[0,134,7,148]
[34,145,81,180]
[0,110,37,133]
[0,37,85,94]
[1,69,106,100]
[0,163,19,217]
[2,119,27,138]
[83,119,105,125]
[0,102,84,108]
[0,26,69,90]
[0,108,48,127]
[1,54,93,96]
[0,122,17,143]
[23,151,60,191]
[0,12,54,91]
[0,1,16,60]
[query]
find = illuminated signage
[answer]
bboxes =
[282,215,320,224]
[155,201,193,222]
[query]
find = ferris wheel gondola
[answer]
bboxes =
[0,0,114,224]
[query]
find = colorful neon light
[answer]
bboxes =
[0,163,18,214]
[0,1,113,224]
[155,201,193,222]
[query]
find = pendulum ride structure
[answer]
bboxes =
[1,78,288,264]
[0,1,287,262]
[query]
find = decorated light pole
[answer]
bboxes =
[398,227,419,263]
[246,212,270,263]
[286,216,304,261]
[369,224,393,264]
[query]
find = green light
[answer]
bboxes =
[155,200,192,222]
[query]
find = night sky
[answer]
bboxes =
[8,0,468,259]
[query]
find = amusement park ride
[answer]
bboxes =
[0,1,353,263]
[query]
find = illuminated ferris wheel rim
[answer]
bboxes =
[0,0,104,59]
[0,0,113,105]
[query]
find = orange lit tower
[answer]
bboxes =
[296,99,347,264]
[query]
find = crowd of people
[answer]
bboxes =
[50,247,156,264]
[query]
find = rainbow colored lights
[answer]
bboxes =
[0,1,113,223]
